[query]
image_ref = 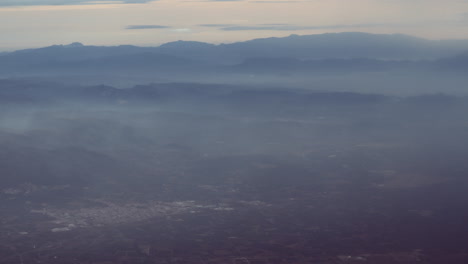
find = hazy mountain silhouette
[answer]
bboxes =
[436,52,468,70]
[2,78,462,106]
[1,32,468,76]
[229,57,426,74]
[214,33,468,61]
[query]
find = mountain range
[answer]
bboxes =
[1,32,468,75]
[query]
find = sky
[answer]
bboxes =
[1,0,468,50]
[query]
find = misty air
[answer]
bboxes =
[1,1,468,263]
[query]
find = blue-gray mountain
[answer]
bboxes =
[1,32,468,75]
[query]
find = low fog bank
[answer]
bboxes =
[1,80,468,191]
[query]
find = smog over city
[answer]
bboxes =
[1,1,468,263]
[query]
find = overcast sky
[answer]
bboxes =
[1,0,468,50]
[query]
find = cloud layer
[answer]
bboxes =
[199,23,383,31]
[0,0,153,7]
[126,25,170,30]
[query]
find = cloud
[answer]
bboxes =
[251,1,303,3]
[219,23,384,31]
[125,25,191,33]
[459,12,468,22]
[220,25,307,31]
[0,0,154,7]
[198,24,236,27]
[126,25,170,30]
[171,28,192,33]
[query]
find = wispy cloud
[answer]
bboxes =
[198,24,235,27]
[219,23,384,31]
[171,28,192,33]
[251,1,303,3]
[0,0,154,7]
[126,25,170,30]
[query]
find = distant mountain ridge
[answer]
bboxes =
[0,79,463,108]
[0,32,467,75]
[5,32,468,60]
[436,52,468,70]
